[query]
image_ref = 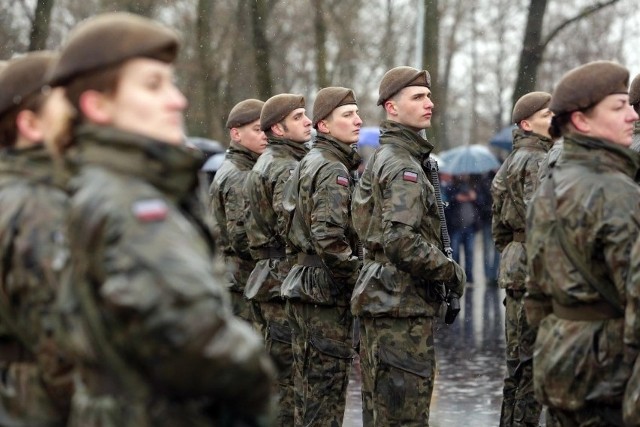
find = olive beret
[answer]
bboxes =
[0,51,57,119]
[550,61,629,116]
[312,87,357,128]
[49,12,180,87]
[512,91,551,124]
[377,66,431,106]
[260,94,305,131]
[630,73,640,107]
[226,99,264,129]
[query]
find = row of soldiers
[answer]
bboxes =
[492,62,640,427]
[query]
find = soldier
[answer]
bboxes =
[280,87,362,426]
[209,99,266,323]
[0,52,74,427]
[351,66,466,426]
[630,73,640,151]
[525,61,640,426]
[48,12,275,426]
[491,91,554,427]
[243,93,311,425]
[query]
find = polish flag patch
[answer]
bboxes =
[403,171,418,183]
[336,175,349,187]
[132,199,169,222]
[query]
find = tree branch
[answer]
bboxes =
[541,0,619,50]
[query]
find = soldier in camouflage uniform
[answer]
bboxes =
[209,99,266,323]
[526,61,640,426]
[280,87,362,426]
[0,52,74,427]
[244,94,311,426]
[351,66,466,426]
[492,91,554,427]
[630,74,640,152]
[49,13,275,427]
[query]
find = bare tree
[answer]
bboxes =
[312,0,328,88]
[422,0,443,147]
[512,0,619,108]
[28,0,55,51]
[250,0,274,99]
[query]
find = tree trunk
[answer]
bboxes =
[511,0,547,109]
[423,0,443,148]
[312,0,328,88]
[28,0,54,51]
[250,0,273,100]
[195,0,221,138]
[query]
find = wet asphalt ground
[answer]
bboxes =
[343,239,507,426]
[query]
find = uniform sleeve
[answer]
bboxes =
[491,167,512,252]
[273,165,294,243]
[310,167,360,286]
[381,169,457,282]
[522,157,544,208]
[70,188,274,413]
[207,180,227,247]
[224,184,252,260]
[244,170,277,253]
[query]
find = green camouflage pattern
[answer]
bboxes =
[360,316,435,426]
[630,121,640,152]
[0,145,73,426]
[537,140,564,184]
[526,133,640,418]
[58,125,275,427]
[281,133,362,306]
[243,136,307,302]
[491,129,552,426]
[351,120,465,318]
[286,301,354,427]
[208,141,260,321]
[492,128,553,291]
[279,133,361,426]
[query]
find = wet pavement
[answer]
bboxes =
[343,241,507,426]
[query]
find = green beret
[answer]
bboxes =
[0,51,57,119]
[550,61,629,116]
[226,99,264,129]
[49,12,180,87]
[260,94,305,131]
[377,66,430,106]
[630,73,640,107]
[512,91,551,124]
[312,87,357,128]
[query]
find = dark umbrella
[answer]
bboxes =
[489,125,516,152]
[439,145,500,175]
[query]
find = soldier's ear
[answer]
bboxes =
[15,109,44,143]
[570,110,591,133]
[271,122,285,137]
[384,99,398,117]
[79,90,114,125]
[317,119,330,134]
[229,127,241,142]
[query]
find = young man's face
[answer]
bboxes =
[576,94,638,146]
[100,58,187,145]
[279,107,312,143]
[522,107,553,139]
[233,118,267,154]
[387,86,434,131]
[320,104,362,144]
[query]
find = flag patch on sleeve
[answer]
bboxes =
[336,175,350,187]
[132,199,169,222]
[403,171,418,183]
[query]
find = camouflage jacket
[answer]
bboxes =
[526,133,640,409]
[491,128,553,291]
[351,120,465,318]
[208,141,259,293]
[280,133,362,306]
[0,145,72,424]
[631,121,640,152]
[243,136,308,302]
[537,139,563,184]
[59,125,274,423]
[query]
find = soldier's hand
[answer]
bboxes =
[447,260,466,297]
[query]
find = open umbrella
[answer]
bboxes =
[489,125,516,152]
[439,144,500,175]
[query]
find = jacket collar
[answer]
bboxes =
[512,128,554,152]
[562,132,640,179]
[379,120,434,160]
[313,133,361,170]
[266,135,309,160]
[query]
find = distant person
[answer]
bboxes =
[209,98,266,323]
[473,171,499,286]
[492,91,554,427]
[527,61,639,426]
[444,173,477,284]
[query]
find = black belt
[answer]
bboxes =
[255,246,286,260]
[297,253,324,268]
[552,300,622,321]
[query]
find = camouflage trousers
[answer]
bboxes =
[251,300,294,427]
[0,361,68,427]
[501,291,541,427]
[545,404,624,427]
[360,316,435,427]
[357,319,374,427]
[286,301,353,427]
